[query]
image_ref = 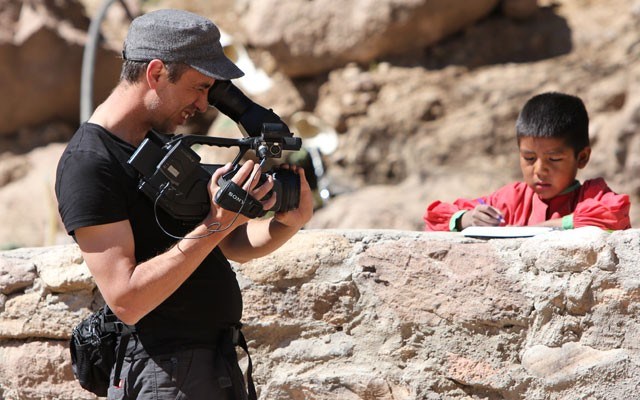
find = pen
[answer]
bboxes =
[477,198,505,223]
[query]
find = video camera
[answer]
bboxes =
[127,80,302,223]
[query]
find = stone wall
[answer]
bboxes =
[1,228,639,399]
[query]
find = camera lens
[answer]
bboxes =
[269,168,300,212]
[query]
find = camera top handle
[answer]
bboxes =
[165,129,302,167]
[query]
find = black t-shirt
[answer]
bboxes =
[55,123,243,354]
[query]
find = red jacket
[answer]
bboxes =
[424,178,631,231]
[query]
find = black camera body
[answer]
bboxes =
[127,80,302,223]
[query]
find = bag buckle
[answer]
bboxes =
[103,321,136,334]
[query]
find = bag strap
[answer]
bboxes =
[112,328,133,387]
[101,306,136,389]
[234,328,257,400]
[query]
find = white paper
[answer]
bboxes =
[461,226,556,238]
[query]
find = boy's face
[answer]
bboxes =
[518,136,591,200]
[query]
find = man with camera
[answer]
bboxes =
[55,8,313,400]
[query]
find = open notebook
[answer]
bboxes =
[461,226,557,238]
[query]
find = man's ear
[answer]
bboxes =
[577,146,591,168]
[145,59,165,89]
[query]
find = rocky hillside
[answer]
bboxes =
[2,228,640,399]
[0,0,639,247]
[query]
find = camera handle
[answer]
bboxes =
[214,179,266,219]
[166,135,251,166]
[166,132,302,164]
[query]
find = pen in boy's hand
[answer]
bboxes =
[476,198,505,223]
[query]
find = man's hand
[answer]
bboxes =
[273,164,314,228]
[206,160,276,229]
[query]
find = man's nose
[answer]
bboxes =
[195,92,209,113]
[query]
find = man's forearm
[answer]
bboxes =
[221,217,302,263]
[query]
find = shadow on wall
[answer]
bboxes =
[402,6,573,70]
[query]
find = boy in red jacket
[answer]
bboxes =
[424,92,631,231]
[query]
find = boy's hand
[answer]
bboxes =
[461,204,505,228]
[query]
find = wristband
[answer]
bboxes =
[561,215,574,230]
[450,210,467,232]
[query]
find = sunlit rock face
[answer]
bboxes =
[1,227,640,399]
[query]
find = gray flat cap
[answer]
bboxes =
[122,9,244,80]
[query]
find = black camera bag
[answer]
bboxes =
[69,304,135,396]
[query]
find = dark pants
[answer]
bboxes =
[108,337,248,400]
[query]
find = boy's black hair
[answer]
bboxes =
[516,92,590,153]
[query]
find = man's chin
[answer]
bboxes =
[153,123,179,135]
